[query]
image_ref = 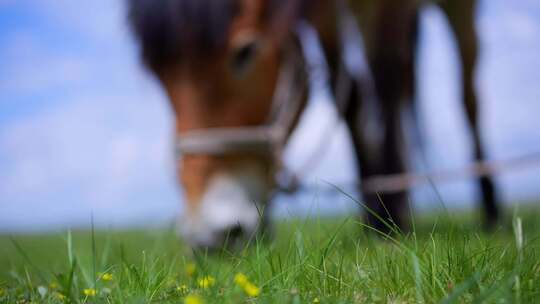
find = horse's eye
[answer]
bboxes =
[231,41,258,75]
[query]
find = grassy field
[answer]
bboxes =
[1,208,539,303]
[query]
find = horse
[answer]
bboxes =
[128,0,500,249]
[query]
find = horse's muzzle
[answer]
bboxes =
[177,172,270,250]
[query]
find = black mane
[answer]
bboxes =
[128,0,241,70]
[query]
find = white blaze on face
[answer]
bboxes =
[178,167,270,248]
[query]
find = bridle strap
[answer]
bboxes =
[175,127,284,156]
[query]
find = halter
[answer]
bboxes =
[175,35,308,171]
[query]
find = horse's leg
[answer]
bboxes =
[438,0,500,227]
[329,53,394,234]
[403,10,422,152]
[357,4,418,233]
[306,2,394,234]
[403,10,419,107]
[324,2,415,234]
[342,79,394,234]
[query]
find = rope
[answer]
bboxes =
[289,151,540,195]
[361,151,540,194]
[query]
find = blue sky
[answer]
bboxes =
[1,0,539,231]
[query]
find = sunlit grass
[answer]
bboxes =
[0,207,539,303]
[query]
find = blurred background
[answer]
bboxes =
[1,0,539,232]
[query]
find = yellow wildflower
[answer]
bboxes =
[55,292,66,300]
[101,273,113,281]
[198,276,216,288]
[313,297,320,303]
[49,282,59,289]
[234,273,248,286]
[83,288,96,297]
[233,273,261,297]
[243,282,261,297]
[185,263,196,276]
[184,294,204,304]
[177,284,189,293]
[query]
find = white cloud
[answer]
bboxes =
[0,76,179,230]
[504,11,539,42]
[0,33,90,94]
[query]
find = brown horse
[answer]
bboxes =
[128,0,499,249]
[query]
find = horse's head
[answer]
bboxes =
[129,0,306,249]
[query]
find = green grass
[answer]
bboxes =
[1,208,539,303]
